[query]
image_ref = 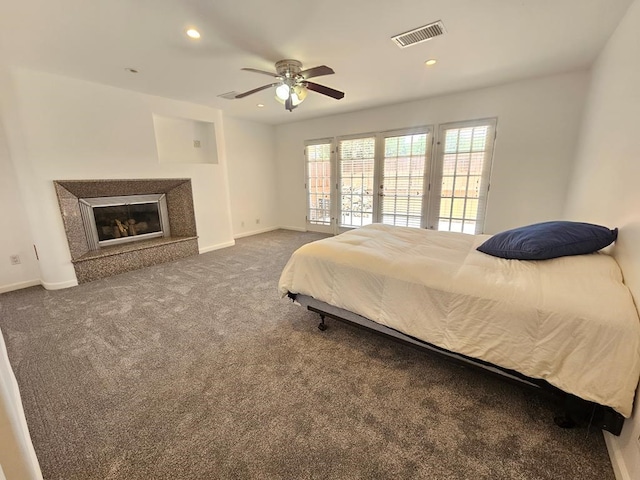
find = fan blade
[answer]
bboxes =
[299,65,335,79]
[241,67,281,78]
[305,81,345,100]
[235,83,279,99]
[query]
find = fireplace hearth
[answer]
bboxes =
[54,179,199,283]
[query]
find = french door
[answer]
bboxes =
[334,128,432,232]
[337,135,376,229]
[305,139,334,234]
[428,119,497,234]
[305,119,495,234]
[379,130,430,228]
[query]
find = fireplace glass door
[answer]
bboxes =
[79,194,171,250]
[94,203,162,241]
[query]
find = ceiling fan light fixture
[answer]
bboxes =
[291,85,308,106]
[186,28,201,39]
[275,83,290,100]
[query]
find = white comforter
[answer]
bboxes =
[279,224,640,417]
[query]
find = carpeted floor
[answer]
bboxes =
[0,229,615,479]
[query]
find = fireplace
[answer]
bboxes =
[79,194,171,250]
[54,179,199,284]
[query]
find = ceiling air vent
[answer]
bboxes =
[391,21,445,48]
[218,91,239,100]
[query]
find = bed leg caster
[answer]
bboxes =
[318,315,327,331]
[553,414,577,429]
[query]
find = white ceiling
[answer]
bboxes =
[0,0,633,125]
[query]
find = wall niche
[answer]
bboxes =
[152,114,218,164]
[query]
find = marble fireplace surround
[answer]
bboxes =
[54,179,199,284]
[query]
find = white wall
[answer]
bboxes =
[224,116,279,238]
[276,71,589,234]
[0,119,39,293]
[0,67,235,289]
[563,1,640,478]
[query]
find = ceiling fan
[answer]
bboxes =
[235,59,345,112]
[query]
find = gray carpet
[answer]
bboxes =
[0,229,614,479]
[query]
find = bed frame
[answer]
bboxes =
[288,293,625,436]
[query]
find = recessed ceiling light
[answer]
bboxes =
[257,103,265,108]
[186,28,201,39]
[125,68,139,74]
[425,59,437,66]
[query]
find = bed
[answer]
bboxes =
[278,223,640,435]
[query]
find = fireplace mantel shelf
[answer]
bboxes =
[72,236,198,263]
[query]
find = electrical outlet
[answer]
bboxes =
[193,140,201,148]
[255,218,260,224]
[9,254,21,265]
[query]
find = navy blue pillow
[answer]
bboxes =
[477,221,618,260]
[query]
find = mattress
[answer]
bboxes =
[278,223,640,417]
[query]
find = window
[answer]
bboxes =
[429,119,496,234]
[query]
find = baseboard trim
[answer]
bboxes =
[233,226,279,239]
[199,240,235,254]
[278,226,307,232]
[41,278,78,291]
[0,279,41,294]
[604,432,630,480]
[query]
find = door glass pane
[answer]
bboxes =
[443,154,456,174]
[438,218,451,230]
[454,176,468,195]
[441,177,454,196]
[339,137,375,227]
[381,133,428,228]
[307,143,332,225]
[465,199,478,218]
[463,221,477,235]
[439,198,452,217]
[455,153,470,175]
[452,198,465,218]
[450,219,464,233]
